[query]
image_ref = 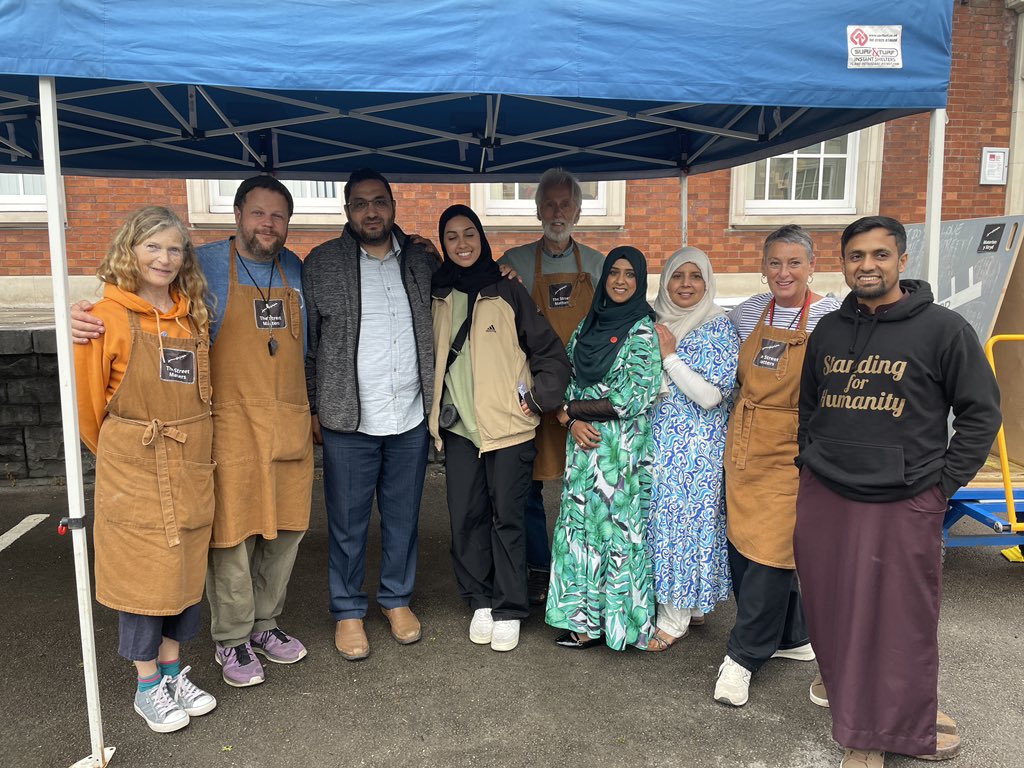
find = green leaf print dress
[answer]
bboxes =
[545,316,662,650]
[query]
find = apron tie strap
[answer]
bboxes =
[111,411,211,548]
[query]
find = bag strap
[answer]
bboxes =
[445,316,471,374]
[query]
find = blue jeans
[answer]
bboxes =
[524,480,551,571]
[321,421,428,620]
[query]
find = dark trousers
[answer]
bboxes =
[443,431,536,621]
[322,421,428,620]
[524,480,551,571]
[725,541,809,673]
[117,603,201,661]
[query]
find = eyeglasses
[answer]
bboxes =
[346,197,392,213]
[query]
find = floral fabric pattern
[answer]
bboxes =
[545,317,662,650]
[647,315,739,614]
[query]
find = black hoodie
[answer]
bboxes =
[796,280,1001,502]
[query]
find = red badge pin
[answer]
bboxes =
[610,336,618,343]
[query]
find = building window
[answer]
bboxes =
[186,178,345,227]
[729,125,884,228]
[0,173,46,212]
[470,179,625,229]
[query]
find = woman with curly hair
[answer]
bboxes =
[75,206,217,733]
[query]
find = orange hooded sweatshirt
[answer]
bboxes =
[74,283,201,453]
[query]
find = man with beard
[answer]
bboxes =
[498,168,605,604]
[794,216,1001,767]
[72,176,313,688]
[303,168,438,660]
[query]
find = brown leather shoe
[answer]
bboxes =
[334,619,369,660]
[912,731,962,761]
[380,606,422,644]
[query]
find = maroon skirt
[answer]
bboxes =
[794,468,945,756]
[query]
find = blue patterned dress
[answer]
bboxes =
[647,314,738,614]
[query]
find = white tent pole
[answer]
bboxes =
[38,75,114,768]
[679,170,688,246]
[924,108,946,288]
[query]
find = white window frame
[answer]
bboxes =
[0,172,56,225]
[187,178,346,228]
[729,124,885,229]
[470,180,625,229]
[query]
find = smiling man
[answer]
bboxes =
[794,216,1001,768]
[498,168,605,605]
[302,168,438,661]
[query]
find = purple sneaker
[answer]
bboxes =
[214,641,265,687]
[250,628,308,664]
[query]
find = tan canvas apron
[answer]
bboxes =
[530,241,594,480]
[209,241,312,547]
[93,309,214,615]
[725,297,810,568]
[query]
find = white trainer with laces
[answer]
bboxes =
[771,642,816,661]
[169,665,217,717]
[714,655,752,707]
[134,675,190,733]
[469,607,494,644]
[490,619,520,652]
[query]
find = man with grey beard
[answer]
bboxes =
[499,168,605,606]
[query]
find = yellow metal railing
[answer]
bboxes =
[984,334,1024,532]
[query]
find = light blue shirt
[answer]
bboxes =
[356,235,423,436]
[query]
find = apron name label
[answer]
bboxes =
[753,338,787,369]
[254,299,287,329]
[160,348,196,384]
[548,282,573,309]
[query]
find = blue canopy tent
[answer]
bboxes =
[0,2,954,765]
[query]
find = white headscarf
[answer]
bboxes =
[655,246,724,342]
[654,246,725,395]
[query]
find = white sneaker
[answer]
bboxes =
[714,655,751,707]
[771,642,816,661]
[469,608,493,644]
[490,619,520,652]
[133,676,190,733]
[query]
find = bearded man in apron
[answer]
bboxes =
[498,168,606,605]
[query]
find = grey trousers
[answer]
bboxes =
[206,530,305,647]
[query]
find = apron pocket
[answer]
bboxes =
[175,460,216,530]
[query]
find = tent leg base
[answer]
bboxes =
[70,746,115,768]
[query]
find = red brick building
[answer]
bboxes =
[2,1,1021,299]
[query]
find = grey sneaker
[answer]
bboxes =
[134,676,190,733]
[251,627,308,664]
[169,665,217,716]
[214,641,265,687]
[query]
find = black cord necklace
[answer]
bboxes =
[237,253,279,356]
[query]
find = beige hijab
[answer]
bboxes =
[654,246,725,394]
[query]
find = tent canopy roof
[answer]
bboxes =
[0,0,953,181]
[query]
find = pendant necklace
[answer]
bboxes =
[237,253,279,356]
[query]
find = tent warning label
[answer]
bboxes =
[847,25,903,69]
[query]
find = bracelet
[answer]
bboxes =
[566,418,577,431]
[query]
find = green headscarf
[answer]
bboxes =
[572,245,655,387]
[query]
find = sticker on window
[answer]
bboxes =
[847,25,902,69]
[160,349,196,384]
[254,299,287,329]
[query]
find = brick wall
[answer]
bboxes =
[0,328,95,484]
[0,1,1015,278]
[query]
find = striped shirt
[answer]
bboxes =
[728,292,841,343]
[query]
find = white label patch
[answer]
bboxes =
[847,25,902,69]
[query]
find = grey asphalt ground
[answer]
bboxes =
[1,472,1021,768]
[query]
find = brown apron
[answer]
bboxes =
[93,309,214,615]
[209,241,312,547]
[529,241,594,480]
[725,297,810,568]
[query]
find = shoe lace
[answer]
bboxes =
[173,666,201,703]
[232,643,256,665]
[262,628,290,644]
[723,660,751,684]
[151,676,181,717]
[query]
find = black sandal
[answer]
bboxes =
[555,631,603,649]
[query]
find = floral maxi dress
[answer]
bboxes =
[647,315,738,615]
[545,317,662,650]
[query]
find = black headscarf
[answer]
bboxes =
[431,204,503,296]
[572,245,655,387]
